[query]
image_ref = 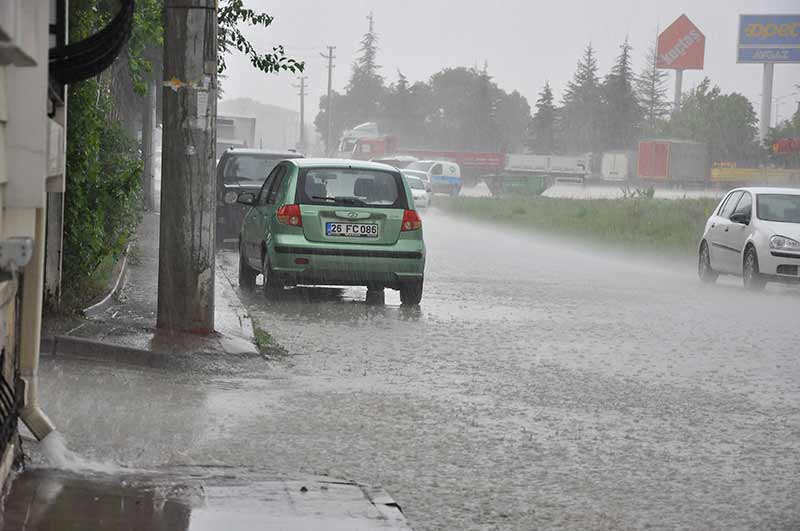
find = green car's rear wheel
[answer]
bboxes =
[399,280,423,306]
[262,256,284,298]
[366,287,385,305]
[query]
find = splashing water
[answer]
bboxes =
[39,431,119,474]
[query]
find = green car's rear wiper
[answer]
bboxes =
[312,196,368,207]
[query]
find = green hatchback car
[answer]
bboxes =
[236,159,426,305]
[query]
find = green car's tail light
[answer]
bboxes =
[401,209,422,232]
[277,204,303,227]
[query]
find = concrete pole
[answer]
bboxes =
[158,0,217,333]
[297,76,308,151]
[760,63,774,143]
[673,69,683,114]
[141,79,156,211]
[321,46,336,155]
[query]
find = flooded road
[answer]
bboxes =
[35,209,799,530]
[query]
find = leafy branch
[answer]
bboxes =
[217,0,304,75]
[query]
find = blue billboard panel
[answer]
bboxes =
[738,14,800,63]
[738,47,800,63]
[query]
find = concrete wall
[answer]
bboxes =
[0,0,54,489]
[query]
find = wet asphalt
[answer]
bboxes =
[34,208,800,530]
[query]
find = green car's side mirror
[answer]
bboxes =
[237,192,256,206]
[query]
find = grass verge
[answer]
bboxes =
[253,324,288,358]
[436,195,720,257]
[54,253,120,315]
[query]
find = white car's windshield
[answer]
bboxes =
[757,194,800,223]
[406,176,425,190]
[406,161,435,172]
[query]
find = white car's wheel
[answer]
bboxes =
[743,246,766,292]
[698,241,718,284]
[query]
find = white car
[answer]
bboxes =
[404,174,430,209]
[699,187,800,290]
[405,160,462,196]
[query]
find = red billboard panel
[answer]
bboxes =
[657,14,705,70]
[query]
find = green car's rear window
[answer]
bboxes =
[296,168,408,209]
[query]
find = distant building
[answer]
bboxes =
[218,98,302,152]
[217,115,257,154]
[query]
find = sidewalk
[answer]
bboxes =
[25,212,414,530]
[42,212,257,359]
[3,468,410,530]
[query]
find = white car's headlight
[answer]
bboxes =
[769,235,800,251]
[224,191,238,204]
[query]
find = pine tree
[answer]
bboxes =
[528,81,556,153]
[636,41,670,135]
[561,43,603,153]
[346,11,385,123]
[602,37,642,149]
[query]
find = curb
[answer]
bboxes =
[40,330,260,368]
[40,335,168,368]
[82,244,130,317]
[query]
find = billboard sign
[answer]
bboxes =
[657,14,706,70]
[738,14,800,63]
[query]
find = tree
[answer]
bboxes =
[382,71,427,143]
[528,82,556,153]
[217,0,304,75]
[346,11,385,123]
[668,78,760,164]
[765,105,800,167]
[314,90,348,153]
[561,43,604,153]
[636,41,670,135]
[602,37,642,149]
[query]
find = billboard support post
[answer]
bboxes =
[656,14,705,115]
[760,63,774,142]
[673,69,683,114]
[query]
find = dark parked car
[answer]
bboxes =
[216,148,303,248]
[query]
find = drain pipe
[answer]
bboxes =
[14,209,55,441]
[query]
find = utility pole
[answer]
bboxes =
[293,76,308,152]
[158,0,217,333]
[321,46,336,155]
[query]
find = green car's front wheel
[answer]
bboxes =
[399,280,423,306]
[239,245,257,290]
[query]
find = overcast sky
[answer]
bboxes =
[222,0,800,130]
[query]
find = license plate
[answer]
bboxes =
[326,222,379,238]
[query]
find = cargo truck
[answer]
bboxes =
[637,140,710,183]
[483,153,591,196]
[601,151,637,181]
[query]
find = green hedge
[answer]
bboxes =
[61,79,142,309]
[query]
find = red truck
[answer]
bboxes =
[339,134,505,186]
